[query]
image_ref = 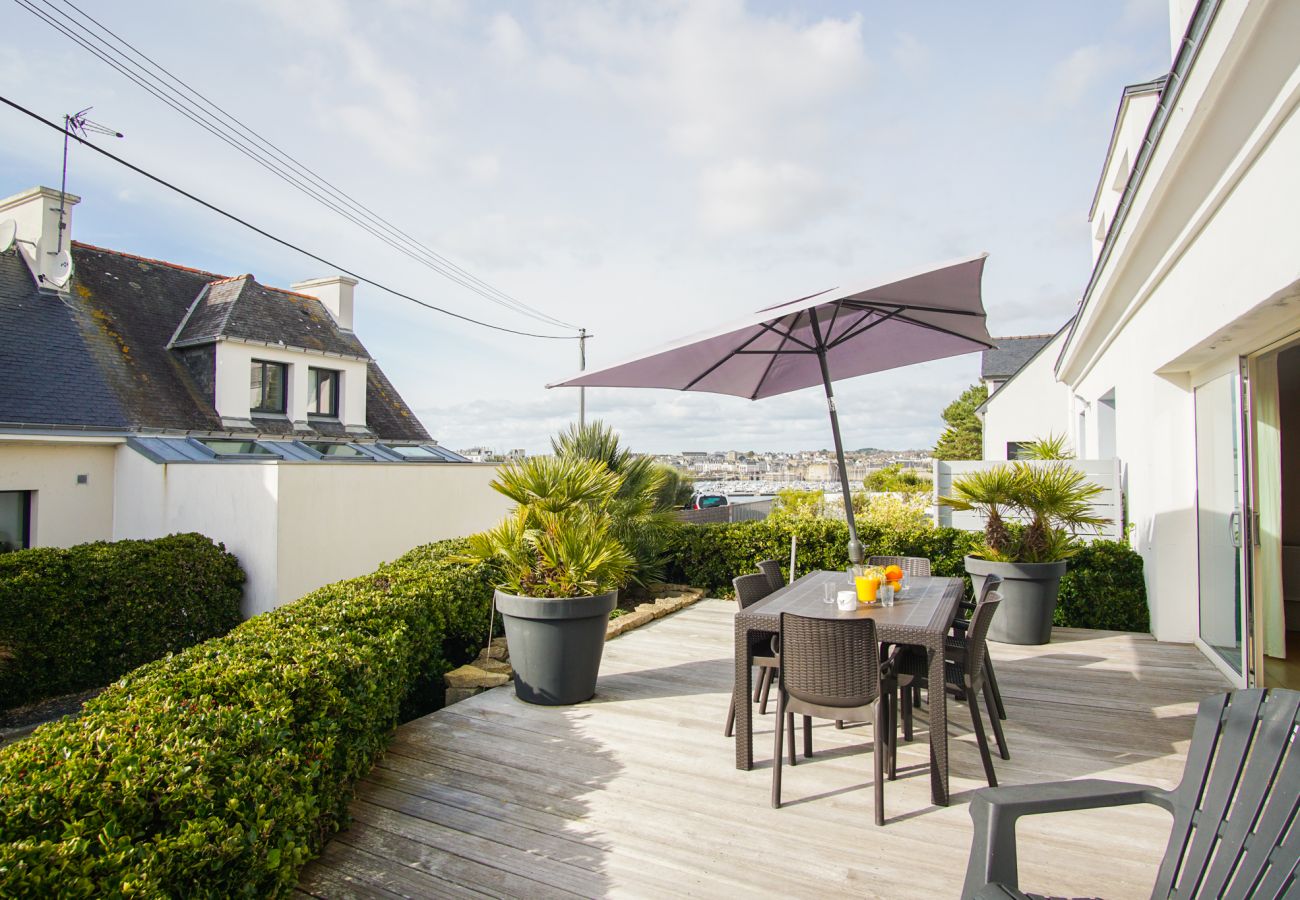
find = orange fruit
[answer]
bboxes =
[884,565,904,582]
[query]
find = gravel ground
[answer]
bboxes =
[0,687,104,747]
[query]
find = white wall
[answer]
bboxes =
[213,340,369,428]
[0,439,117,547]
[981,330,1073,461]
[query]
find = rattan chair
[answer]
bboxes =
[867,555,932,577]
[771,612,894,825]
[724,573,779,737]
[897,591,1006,787]
[953,574,1007,721]
[757,559,786,592]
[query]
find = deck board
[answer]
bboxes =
[299,600,1227,899]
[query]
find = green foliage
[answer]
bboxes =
[653,463,695,509]
[551,420,677,585]
[459,455,635,597]
[1019,432,1074,460]
[0,538,494,897]
[863,463,931,494]
[1056,540,1150,631]
[933,383,988,460]
[768,488,825,523]
[943,462,1108,563]
[662,519,1149,632]
[0,533,244,710]
[856,492,933,532]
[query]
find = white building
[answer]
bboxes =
[981,0,1300,688]
[0,186,509,616]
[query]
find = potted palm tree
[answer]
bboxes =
[943,451,1108,645]
[459,455,635,705]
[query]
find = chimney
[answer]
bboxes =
[0,186,80,289]
[291,275,358,331]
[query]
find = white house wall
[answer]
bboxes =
[982,331,1073,461]
[273,462,510,610]
[213,340,369,428]
[0,439,116,547]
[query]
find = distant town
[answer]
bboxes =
[453,446,935,493]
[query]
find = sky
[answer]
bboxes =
[0,0,1175,454]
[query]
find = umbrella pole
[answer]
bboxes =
[808,311,864,565]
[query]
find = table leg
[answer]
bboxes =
[734,621,753,770]
[928,641,949,806]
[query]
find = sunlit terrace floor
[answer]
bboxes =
[297,599,1228,900]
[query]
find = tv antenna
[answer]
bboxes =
[56,106,123,253]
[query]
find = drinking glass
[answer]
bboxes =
[823,581,836,603]
[881,583,896,607]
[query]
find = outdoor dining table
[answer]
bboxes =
[732,569,966,807]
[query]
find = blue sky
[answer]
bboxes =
[1,0,1173,453]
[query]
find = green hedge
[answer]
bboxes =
[0,533,245,710]
[0,538,494,897]
[663,519,1150,632]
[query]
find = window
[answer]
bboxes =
[387,445,440,459]
[0,491,32,553]
[199,439,274,458]
[1007,441,1031,460]
[307,367,340,417]
[306,442,366,458]
[250,360,287,414]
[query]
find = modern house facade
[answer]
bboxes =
[981,0,1300,689]
[0,185,510,615]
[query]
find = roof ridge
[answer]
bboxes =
[72,241,228,280]
[261,284,327,303]
[207,273,253,287]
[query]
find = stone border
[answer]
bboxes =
[443,584,706,707]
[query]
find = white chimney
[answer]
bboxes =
[290,275,358,331]
[0,186,80,290]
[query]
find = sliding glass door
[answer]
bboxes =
[1194,369,1250,684]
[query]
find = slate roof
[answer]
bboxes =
[981,335,1055,382]
[0,242,430,442]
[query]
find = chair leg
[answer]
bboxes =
[753,665,764,702]
[835,719,844,729]
[802,715,813,758]
[983,677,1010,760]
[887,685,898,780]
[787,711,797,767]
[913,683,921,708]
[873,698,885,826]
[724,693,736,737]
[968,690,998,788]
[901,681,914,743]
[758,667,774,714]
[985,656,1007,721]
[771,693,784,808]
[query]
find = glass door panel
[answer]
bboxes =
[1195,372,1245,676]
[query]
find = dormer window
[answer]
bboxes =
[250,360,287,414]
[308,367,340,417]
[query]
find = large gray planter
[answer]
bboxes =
[494,589,617,705]
[964,556,1068,645]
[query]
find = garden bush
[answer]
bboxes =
[663,519,1150,632]
[0,533,245,710]
[0,538,494,897]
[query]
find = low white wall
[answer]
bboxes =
[0,440,117,547]
[274,463,509,610]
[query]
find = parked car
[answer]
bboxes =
[692,494,729,510]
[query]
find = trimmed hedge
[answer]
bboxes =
[663,519,1150,632]
[0,538,494,897]
[0,533,245,710]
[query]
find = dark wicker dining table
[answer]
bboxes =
[732,569,966,806]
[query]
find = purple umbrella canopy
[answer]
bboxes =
[548,252,993,563]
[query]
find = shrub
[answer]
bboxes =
[0,538,494,897]
[0,533,245,710]
[663,519,1150,631]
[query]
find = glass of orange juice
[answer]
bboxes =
[855,566,883,604]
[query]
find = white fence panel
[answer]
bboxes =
[932,458,1123,542]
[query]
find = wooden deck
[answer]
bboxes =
[298,599,1228,899]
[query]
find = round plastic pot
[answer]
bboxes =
[494,589,617,705]
[964,556,1068,645]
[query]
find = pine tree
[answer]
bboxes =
[933,383,989,460]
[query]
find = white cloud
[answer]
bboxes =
[1047,44,1128,109]
[891,32,931,76]
[487,12,530,62]
[697,159,838,235]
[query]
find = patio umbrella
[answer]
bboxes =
[547,253,993,564]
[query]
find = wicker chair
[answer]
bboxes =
[771,612,895,825]
[897,592,1006,787]
[724,573,779,737]
[867,555,932,577]
[757,559,786,593]
[953,575,1007,721]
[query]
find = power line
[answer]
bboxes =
[15,0,580,332]
[0,94,584,341]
